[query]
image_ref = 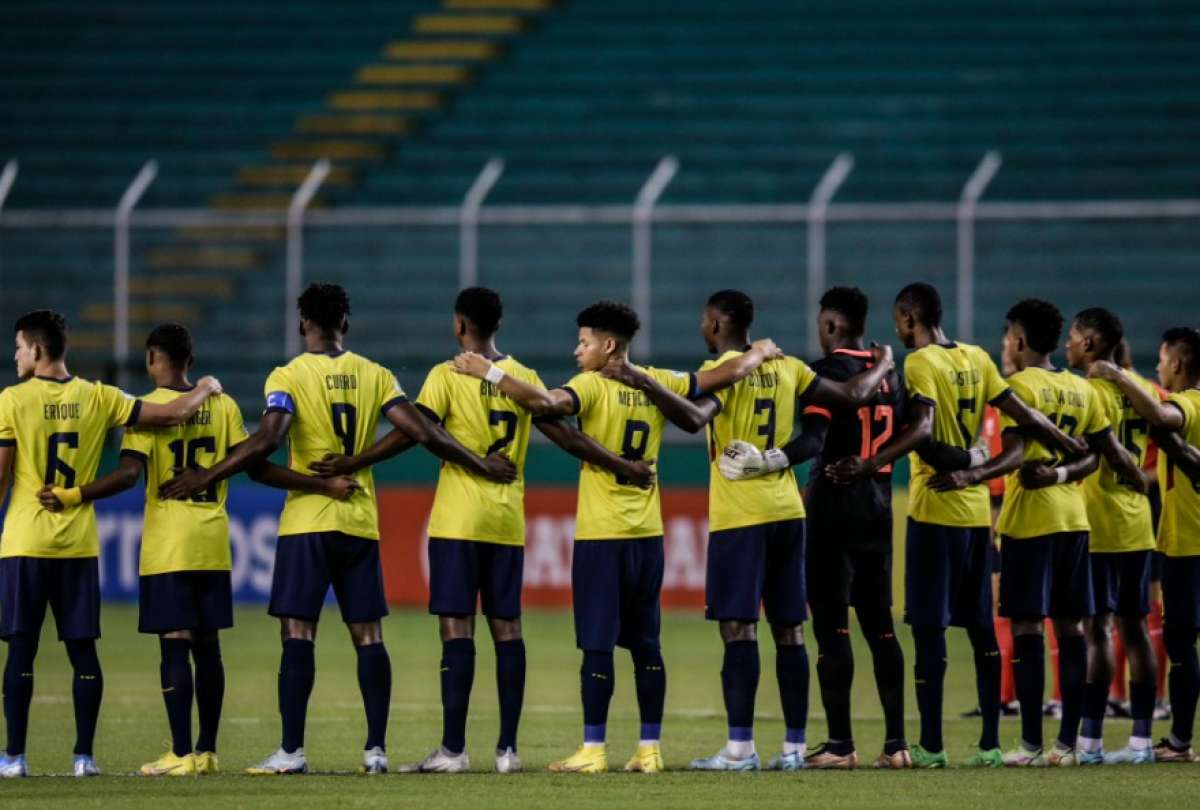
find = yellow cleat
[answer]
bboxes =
[194,751,220,775]
[139,751,198,777]
[548,745,608,774]
[623,743,664,773]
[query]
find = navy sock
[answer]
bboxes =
[278,639,315,754]
[581,650,614,743]
[1012,633,1045,749]
[1129,680,1156,740]
[356,642,391,751]
[159,638,194,757]
[440,638,474,755]
[861,613,905,745]
[721,640,760,738]
[494,639,525,752]
[814,618,854,743]
[64,639,103,757]
[775,643,809,746]
[631,646,666,740]
[912,626,947,753]
[967,625,1001,751]
[1081,680,1110,740]
[1057,634,1087,748]
[191,637,225,753]
[1164,624,1200,745]
[2,635,37,756]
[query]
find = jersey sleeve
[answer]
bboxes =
[98,383,140,428]
[903,352,938,409]
[264,367,295,415]
[225,396,250,448]
[802,359,844,421]
[1084,388,1112,437]
[1168,392,1198,432]
[978,349,1012,405]
[562,372,600,417]
[999,373,1035,432]
[119,424,154,462]
[697,358,729,407]
[791,357,818,400]
[647,367,696,399]
[414,364,451,424]
[0,389,16,446]
[377,364,407,417]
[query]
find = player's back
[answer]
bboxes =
[417,355,541,545]
[1158,388,1200,557]
[124,387,249,574]
[1083,375,1156,553]
[0,375,138,557]
[265,350,406,540]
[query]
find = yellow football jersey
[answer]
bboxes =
[417,356,542,546]
[996,367,1109,540]
[1083,376,1156,553]
[700,353,817,532]
[121,387,249,575]
[563,366,694,540]
[1158,389,1200,557]
[904,342,1011,528]
[0,376,139,558]
[264,350,406,540]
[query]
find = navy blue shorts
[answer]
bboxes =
[1090,550,1151,618]
[999,532,1094,620]
[706,519,807,625]
[806,541,892,611]
[269,532,389,623]
[0,556,100,640]
[427,537,523,619]
[572,537,663,652]
[1162,555,1200,629]
[904,520,993,629]
[139,570,233,634]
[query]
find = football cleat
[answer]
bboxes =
[1153,738,1199,763]
[766,751,807,771]
[963,748,1004,768]
[548,745,607,774]
[1153,701,1172,721]
[397,746,469,774]
[194,751,219,775]
[1003,744,1046,767]
[245,747,308,775]
[1103,746,1155,765]
[804,744,855,770]
[1077,748,1106,766]
[139,751,197,777]
[494,747,522,774]
[1042,700,1062,719]
[0,753,28,778]
[623,743,664,773]
[909,744,948,769]
[360,746,388,774]
[1046,744,1078,767]
[73,755,100,777]
[689,748,760,771]
[874,748,912,769]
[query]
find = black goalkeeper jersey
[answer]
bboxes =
[805,348,907,550]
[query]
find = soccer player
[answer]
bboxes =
[1062,308,1159,764]
[1087,327,1200,762]
[599,289,895,771]
[37,323,359,776]
[453,299,781,774]
[159,283,517,775]
[826,284,1086,769]
[308,287,655,774]
[929,298,1143,767]
[0,310,222,778]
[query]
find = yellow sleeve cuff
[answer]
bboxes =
[55,487,83,508]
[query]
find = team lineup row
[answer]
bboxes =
[1,280,1199,777]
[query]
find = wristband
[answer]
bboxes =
[1055,467,1069,485]
[763,448,789,473]
[484,364,506,386]
[55,487,83,508]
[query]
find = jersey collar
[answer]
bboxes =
[35,374,73,383]
[832,348,873,359]
[306,349,346,358]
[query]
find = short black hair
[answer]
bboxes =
[1163,327,1200,377]
[14,309,67,360]
[1073,307,1123,354]
[894,282,942,328]
[455,286,503,337]
[1006,298,1064,355]
[820,286,869,336]
[146,322,193,370]
[576,300,640,342]
[706,289,754,332]
[298,282,351,333]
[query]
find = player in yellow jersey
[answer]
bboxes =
[159,283,516,776]
[0,310,221,779]
[597,290,894,772]
[1087,326,1200,761]
[308,288,652,775]
[826,284,1085,770]
[929,298,1142,767]
[1059,308,1160,764]
[37,323,358,777]
[453,299,782,774]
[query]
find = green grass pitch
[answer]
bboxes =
[1,604,1194,808]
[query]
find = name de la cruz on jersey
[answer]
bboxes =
[1038,386,1084,409]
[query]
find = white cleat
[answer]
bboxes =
[0,753,28,778]
[73,755,100,777]
[361,746,388,774]
[245,747,308,775]
[495,747,522,773]
[397,746,470,774]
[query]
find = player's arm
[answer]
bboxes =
[451,353,576,416]
[720,409,829,481]
[382,400,517,483]
[1090,360,1183,430]
[1019,452,1100,490]
[307,429,417,477]
[599,358,720,434]
[160,410,292,499]
[0,444,14,514]
[1153,427,1200,482]
[536,417,655,489]
[825,399,933,484]
[132,376,223,427]
[245,460,360,500]
[38,453,145,511]
[693,339,783,394]
[807,345,894,408]
[1088,429,1150,494]
[994,391,1089,458]
[929,429,1026,491]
